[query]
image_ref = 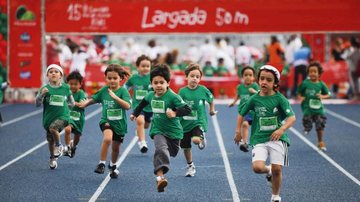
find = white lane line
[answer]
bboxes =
[326,109,360,128]
[2,109,43,127]
[0,108,102,171]
[290,127,360,186]
[89,136,138,202]
[212,115,241,202]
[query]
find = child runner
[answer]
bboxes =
[234,65,296,202]
[125,55,152,153]
[130,64,191,192]
[78,64,131,178]
[178,63,216,177]
[35,64,74,169]
[63,71,87,158]
[296,61,331,151]
[229,66,260,152]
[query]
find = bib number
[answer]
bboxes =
[259,116,278,131]
[183,110,198,120]
[135,90,148,100]
[309,99,321,109]
[49,95,64,106]
[70,111,81,121]
[151,100,165,113]
[107,109,123,120]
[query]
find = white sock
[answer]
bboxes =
[266,165,272,175]
[110,161,116,167]
[272,194,281,200]
[156,175,164,181]
[99,160,106,165]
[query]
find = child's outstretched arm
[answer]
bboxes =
[234,115,244,145]
[107,88,131,110]
[228,95,240,107]
[209,102,217,116]
[270,115,296,141]
[130,99,149,121]
[67,94,75,109]
[35,87,48,107]
[78,98,95,108]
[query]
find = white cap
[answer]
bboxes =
[46,64,63,75]
[260,65,280,81]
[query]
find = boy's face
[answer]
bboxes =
[138,59,151,75]
[47,68,62,83]
[106,71,121,90]
[242,69,255,85]
[151,76,168,96]
[308,66,320,81]
[186,69,201,89]
[258,70,275,94]
[68,79,81,93]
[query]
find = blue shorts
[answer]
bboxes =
[244,114,253,125]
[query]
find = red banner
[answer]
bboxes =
[9,0,42,88]
[45,0,360,33]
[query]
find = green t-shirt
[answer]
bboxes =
[202,65,216,77]
[125,73,152,112]
[237,83,260,113]
[92,86,131,136]
[178,85,214,133]
[297,79,330,116]
[144,89,187,139]
[216,66,229,77]
[69,90,87,133]
[37,83,72,130]
[240,92,295,146]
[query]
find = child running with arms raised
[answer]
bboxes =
[234,65,296,202]
[130,64,191,192]
[229,66,260,152]
[296,61,331,151]
[125,55,152,153]
[178,63,216,177]
[36,64,75,169]
[79,64,131,178]
[63,71,87,158]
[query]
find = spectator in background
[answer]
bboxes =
[119,38,143,64]
[46,36,61,66]
[216,58,230,77]
[199,37,217,68]
[70,45,89,78]
[343,37,360,99]
[216,39,235,74]
[235,41,252,77]
[267,35,285,73]
[285,34,302,66]
[202,61,217,77]
[291,41,312,97]
[331,38,345,62]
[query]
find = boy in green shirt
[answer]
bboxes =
[296,61,331,151]
[178,63,216,177]
[130,64,191,192]
[64,71,87,158]
[79,64,131,179]
[36,64,75,169]
[234,65,296,202]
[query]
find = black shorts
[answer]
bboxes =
[69,124,82,136]
[140,111,153,123]
[180,126,204,149]
[100,123,124,142]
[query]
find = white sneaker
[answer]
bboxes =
[138,141,148,153]
[49,157,57,169]
[54,144,63,158]
[265,165,272,187]
[271,195,281,202]
[185,164,196,177]
[198,134,207,150]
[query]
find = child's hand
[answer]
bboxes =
[130,114,136,121]
[77,100,88,108]
[41,88,48,96]
[270,128,284,141]
[166,108,176,118]
[249,88,257,94]
[234,131,242,145]
[228,103,234,107]
[209,110,217,116]
[108,88,118,99]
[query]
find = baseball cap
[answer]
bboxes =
[259,65,280,81]
[46,64,63,75]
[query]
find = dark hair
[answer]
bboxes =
[135,54,152,67]
[105,64,130,79]
[66,71,83,83]
[184,63,203,77]
[241,66,256,77]
[307,61,323,75]
[150,63,171,82]
[257,68,279,91]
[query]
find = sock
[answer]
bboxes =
[266,165,272,175]
[156,175,164,181]
[272,194,281,200]
[188,162,193,167]
[99,160,106,165]
[110,161,116,167]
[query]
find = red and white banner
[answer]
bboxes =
[45,0,360,33]
[9,0,42,88]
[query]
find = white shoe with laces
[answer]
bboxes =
[54,144,63,158]
[49,157,58,169]
[185,164,196,177]
[138,141,148,153]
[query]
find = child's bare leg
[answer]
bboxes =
[47,136,55,157]
[49,128,61,145]
[136,115,146,142]
[111,141,121,164]
[271,164,282,195]
[184,149,192,164]
[252,160,269,174]
[64,125,72,146]
[100,129,112,161]
[73,134,81,147]
[241,121,249,143]
[192,137,201,145]
[317,129,324,143]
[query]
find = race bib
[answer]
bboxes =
[49,95,64,106]
[135,90,148,100]
[309,99,321,109]
[259,116,278,131]
[151,100,165,113]
[70,111,81,121]
[107,109,123,120]
[183,110,198,120]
